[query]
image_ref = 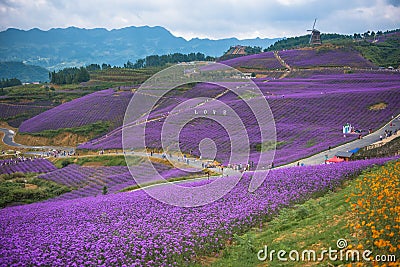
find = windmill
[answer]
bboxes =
[307,19,321,45]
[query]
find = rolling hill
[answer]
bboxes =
[17,45,400,166]
[265,30,400,68]
[0,26,278,70]
[0,61,49,82]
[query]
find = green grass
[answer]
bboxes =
[255,141,286,152]
[0,172,72,208]
[305,138,317,148]
[200,178,362,267]
[119,172,218,192]
[20,121,111,138]
[54,155,143,168]
[90,66,165,84]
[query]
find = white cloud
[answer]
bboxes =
[0,0,399,39]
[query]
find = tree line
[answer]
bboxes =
[49,52,216,84]
[0,78,22,88]
[49,67,90,85]
[124,52,215,69]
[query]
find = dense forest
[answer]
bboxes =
[0,78,22,89]
[125,52,215,69]
[49,67,90,85]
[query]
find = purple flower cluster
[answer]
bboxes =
[0,157,394,266]
[0,158,57,174]
[220,52,283,70]
[278,48,376,68]
[39,163,200,201]
[19,89,133,133]
[0,103,49,120]
[0,103,51,127]
[373,31,400,43]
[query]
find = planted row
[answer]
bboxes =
[0,157,394,266]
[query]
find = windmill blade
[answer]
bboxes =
[312,18,317,30]
[309,32,313,44]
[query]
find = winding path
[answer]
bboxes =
[277,114,400,168]
[273,51,292,79]
[0,127,74,153]
[0,128,20,147]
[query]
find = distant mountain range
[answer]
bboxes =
[0,62,49,83]
[0,26,279,70]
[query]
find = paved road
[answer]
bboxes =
[279,114,400,168]
[0,128,21,147]
[0,127,74,154]
[2,113,399,170]
[130,151,240,176]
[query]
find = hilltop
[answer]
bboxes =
[265,29,400,68]
[0,26,278,70]
[0,62,49,83]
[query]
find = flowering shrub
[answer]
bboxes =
[348,160,400,265]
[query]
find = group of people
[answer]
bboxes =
[380,128,398,141]
[0,155,40,166]
[44,149,75,158]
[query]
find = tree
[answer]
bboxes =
[50,67,90,85]
[101,63,111,70]
[86,64,101,71]
[102,186,108,195]
[0,78,22,88]
[124,60,134,68]
[133,59,145,69]
[61,160,71,168]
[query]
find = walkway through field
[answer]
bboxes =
[273,51,292,79]
[277,114,400,168]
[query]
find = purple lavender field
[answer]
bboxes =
[1,40,400,267]
[38,162,201,201]
[79,72,400,166]
[219,51,283,70]
[0,157,394,266]
[0,103,51,127]
[0,158,57,174]
[278,47,376,68]
[19,89,133,133]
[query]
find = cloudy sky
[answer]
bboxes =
[1,0,399,40]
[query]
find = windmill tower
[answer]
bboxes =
[307,19,321,45]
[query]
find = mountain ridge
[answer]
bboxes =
[0,26,279,70]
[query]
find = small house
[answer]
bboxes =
[335,151,354,161]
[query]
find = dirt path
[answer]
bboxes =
[273,51,292,79]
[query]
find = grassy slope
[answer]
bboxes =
[52,155,141,168]
[199,164,393,267]
[0,172,72,208]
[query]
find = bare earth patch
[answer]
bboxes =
[14,132,89,147]
[24,184,38,190]
[368,102,387,110]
